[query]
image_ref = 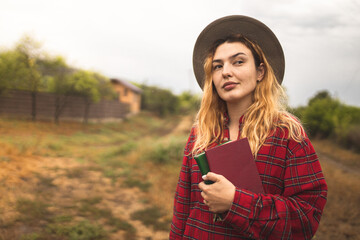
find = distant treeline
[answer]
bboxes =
[141,85,360,151]
[0,35,201,122]
[291,90,360,151]
[2,35,359,151]
[0,35,118,123]
[139,84,201,116]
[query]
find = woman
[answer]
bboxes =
[170,15,327,239]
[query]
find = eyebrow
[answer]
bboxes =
[212,52,246,64]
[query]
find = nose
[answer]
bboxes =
[222,63,232,78]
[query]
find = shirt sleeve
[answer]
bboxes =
[169,127,195,239]
[222,137,328,240]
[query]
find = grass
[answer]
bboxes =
[131,206,170,231]
[46,220,108,240]
[16,198,51,223]
[122,177,152,192]
[313,149,360,239]
[144,137,185,164]
[313,139,360,171]
[0,112,184,239]
[2,113,357,239]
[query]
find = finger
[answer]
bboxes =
[204,172,222,182]
[200,190,207,199]
[198,181,205,191]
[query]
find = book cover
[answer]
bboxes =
[205,138,265,194]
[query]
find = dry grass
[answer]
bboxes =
[0,114,358,239]
[313,142,360,239]
[313,139,360,171]
[315,156,360,239]
[0,112,186,240]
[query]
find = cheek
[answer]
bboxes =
[212,75,222,91]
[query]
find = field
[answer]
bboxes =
[0,113,359,240]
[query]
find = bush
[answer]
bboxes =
[293,90,360,151]
[146,138,185,164]
[140,84,179,116]
[343,125,360,152]
[301,97,342,137]
[139,84,201,116]
[178,91,201,113]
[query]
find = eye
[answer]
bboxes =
[234,60,244,65]
[212,64,222,71]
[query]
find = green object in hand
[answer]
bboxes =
[194,152,214,185]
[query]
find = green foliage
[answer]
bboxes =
[0,35,117,106]
[0,50,19,93]
[302,97,342,137]
[94,73,118,100]
[41,56,75,95]
[293,90,360,150]
[345,125,360,151]
[178,91,201,113]
[140,84,179,116]
[71,70,101,103]
[140,84,201,116]
[12,35,44,92]
[145,138,185,164]
[308,90,332,105]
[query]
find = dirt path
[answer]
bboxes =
[317,152,360,176]
[0,115,196,240]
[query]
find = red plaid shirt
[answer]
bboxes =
[170,116,327,239]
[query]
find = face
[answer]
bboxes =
[212,42,264,105]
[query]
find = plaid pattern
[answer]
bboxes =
[170,117,327,240]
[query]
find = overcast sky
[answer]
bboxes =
[1,0,359,107]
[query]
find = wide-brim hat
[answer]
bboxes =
[193,15,285,89]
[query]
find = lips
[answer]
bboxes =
[222,81,239,90]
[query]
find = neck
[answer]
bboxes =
[226,98,252,127]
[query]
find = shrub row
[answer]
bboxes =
[291,90,360,151]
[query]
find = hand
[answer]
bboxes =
[198,172,236,213]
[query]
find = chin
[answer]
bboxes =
[220,95,242,103]
[219,92,253,105]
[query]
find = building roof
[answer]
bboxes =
[110,78,143,94]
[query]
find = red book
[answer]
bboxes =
[205,138,265,194]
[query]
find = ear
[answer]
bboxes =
[256,63,265,82]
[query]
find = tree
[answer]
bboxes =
[302,97,342,137]
[93,73,117,100]
[140,84,179,116]
[302,90,360,139]
[71,70,100,123]
[178,91,201,113]
[40,56,76,124]
[0,50,17,94]
[308,90,332,106]
[13,35,45,121]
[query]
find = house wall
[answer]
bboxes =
[112,84,141,114]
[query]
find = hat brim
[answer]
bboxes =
[193,15,285,89]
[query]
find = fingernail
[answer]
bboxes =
[202,175,207,180]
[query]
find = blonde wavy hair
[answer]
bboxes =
[192,34,304,157]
